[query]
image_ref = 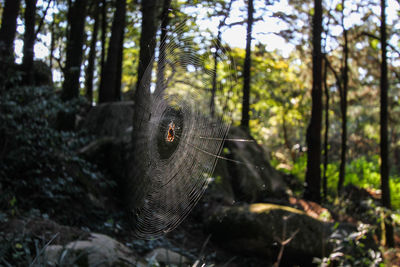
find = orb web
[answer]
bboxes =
[129,21,236,239]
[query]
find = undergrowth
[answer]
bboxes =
[276,154,400,210]
[0,86,107,223]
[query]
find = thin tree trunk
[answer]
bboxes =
[135,0,159,93]
[240,0,254,130]
[85,0,100,104]
[338,0,349,195]
[61,0,88,101]
[115,24,124,101]
[322,56,329,201]
[99,0,126,103]
[304,0,323,204]
[22,0,38,85]
[0,0,21,63]
[282,112,295,163]
[210,31,220,118]
[380,0,394,248]
[49,11,55,70]
[155,0,171,96]
[100,0,107,74]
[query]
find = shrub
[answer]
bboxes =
[0,86,104,221]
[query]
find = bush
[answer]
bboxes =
[0,86,104,221]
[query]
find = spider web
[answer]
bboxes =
[129,21,236,239]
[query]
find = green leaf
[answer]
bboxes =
[371,39,379,50]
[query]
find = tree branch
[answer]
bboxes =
[34,0,52,40]
[360,31,400,58]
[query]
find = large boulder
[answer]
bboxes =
[81,101,134,142]
[205,203,355,266]
[213,127,287,203]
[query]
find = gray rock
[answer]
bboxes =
[145,248,190,265]
[81,101,134,142]
[205,203,347,266]
[214,127,287,203]
[45,233,139,267]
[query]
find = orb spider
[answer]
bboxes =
[166,121,175,142]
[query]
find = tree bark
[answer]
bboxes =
[240,0,254,130]
[0,0,21,59]
[155,0,171,96]
[135,0,159,94]
[49,11,55,70]
[380,0,394,248]
[304,0,323,204]
[337,0,349,195]
[100,0,107,75]
[322,56,329,201]
[61,0,88,101]
[22,0,38,85]
[85,0,100,104]
[99,0,126,103]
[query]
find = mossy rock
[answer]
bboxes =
[205,203,342,266]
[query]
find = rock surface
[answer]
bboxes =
[145,248,190,265]
[205,203,341,266]
[45,233,138,266]
[213,126,287,203]
[81,101,134,142]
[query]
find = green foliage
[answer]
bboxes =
[285,154,400,209]
[314,224,383,266]
[0,86,104,219]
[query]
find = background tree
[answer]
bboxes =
[304,0,323,203]
[155,0,172,96]
[22,0,38,85]
[84,0,100,105]
[135,0,160,94]
[61,0,88,101]
[380,0,394,248]
[240,0,254,130]
[0,0,21,89]
[98,0,126,103]
[337,0,349,195]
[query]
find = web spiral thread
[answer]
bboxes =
[129,20,235,239]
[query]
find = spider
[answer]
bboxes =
[166,121,175,142]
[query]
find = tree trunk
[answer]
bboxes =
[380,0,394,248]
[210,31,220,118]
[322,56,329,201]
[155,0,171,96]
[85,0,100,105]
[135,0,159,94]
[98,0,126,103]
[0,0,21,60]
[61,0,88,101]
[100,0,107,76]
[129,0,160,215]
[49,11,55,70]
[304,0,323,204]
[337,0,349,195]
[0,0,21,88]
[22,0,38,85]
[240,0,254,130]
